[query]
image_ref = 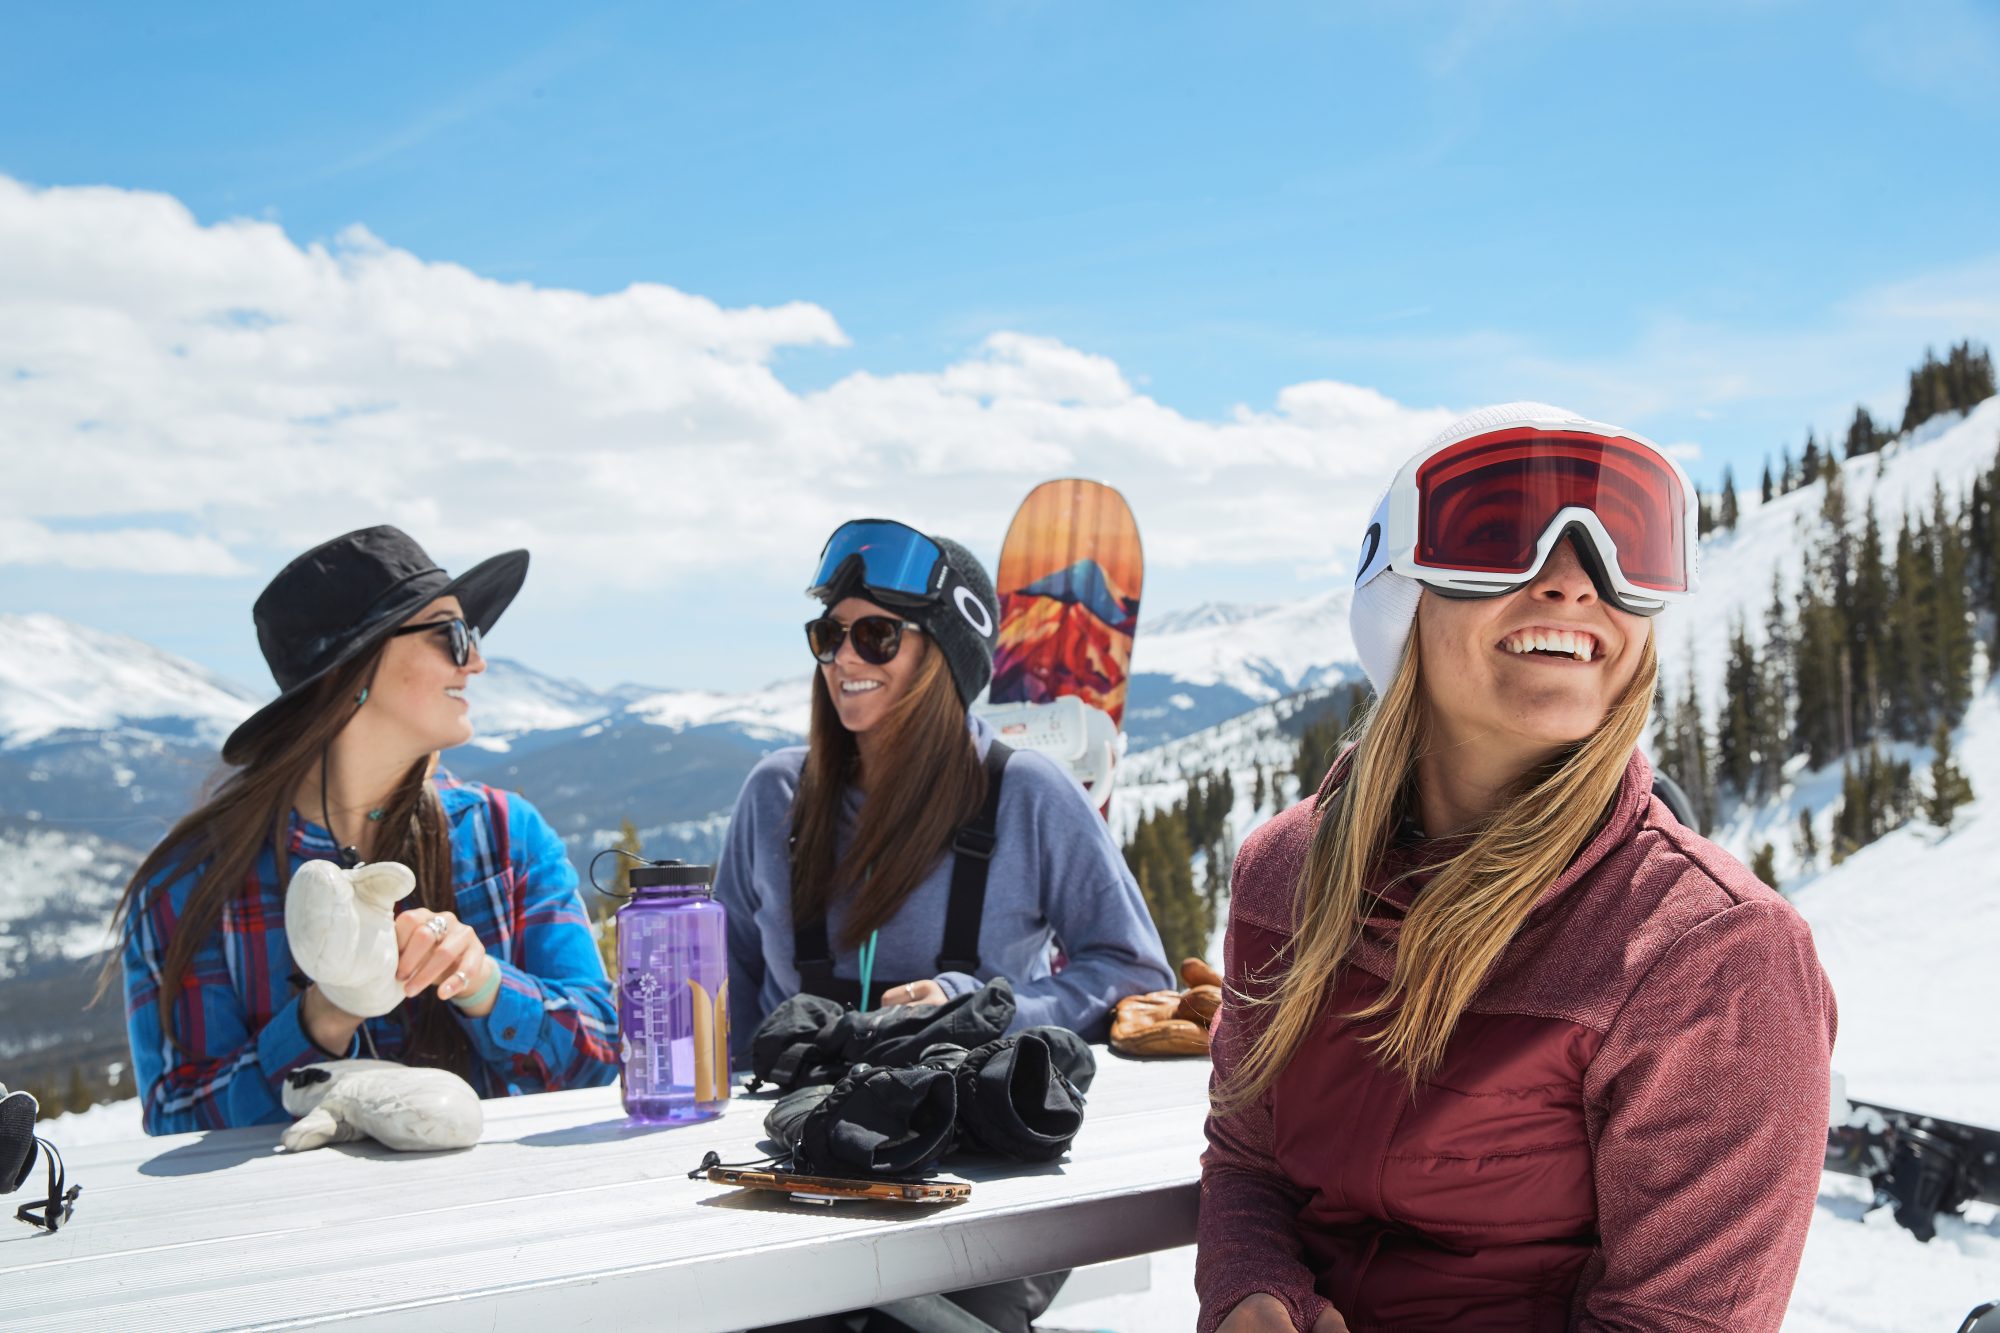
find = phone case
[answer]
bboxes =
[706,1166,971,1204]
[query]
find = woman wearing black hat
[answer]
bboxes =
[114,527,619,1135]
[715,519,1172,1332]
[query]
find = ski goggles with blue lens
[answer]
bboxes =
[807,519,949,606]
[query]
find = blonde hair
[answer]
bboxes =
[1217,606,1657,1111]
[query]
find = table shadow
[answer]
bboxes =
[139,1133,277,1177]
[515,1116,694,1149]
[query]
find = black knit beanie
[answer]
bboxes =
[918,535,1000,706]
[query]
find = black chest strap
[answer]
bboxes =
[793,740,1012,1003]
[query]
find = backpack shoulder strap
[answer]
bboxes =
[936,740,1011,975]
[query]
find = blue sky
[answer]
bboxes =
[4,3,1999,693]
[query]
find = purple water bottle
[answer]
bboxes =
[616,860,730,1124]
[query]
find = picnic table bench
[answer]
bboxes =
[5,1049,1212,1331]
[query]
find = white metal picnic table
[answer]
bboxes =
[3,1049,1212,1331]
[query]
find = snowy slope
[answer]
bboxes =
[0,613,259,749]
[1668,399,2000,713]
[1761,677,2000,1126]
[0,824,131,982]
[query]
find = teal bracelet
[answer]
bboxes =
[449,960,503,1009]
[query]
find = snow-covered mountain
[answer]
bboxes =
[0,613,259,750]
[1123,591,1364,750]
[459,658,632,748]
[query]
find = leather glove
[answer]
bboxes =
[1110,956,1224,1058]
[286,859,415,1018]
[279,1059,482,1153]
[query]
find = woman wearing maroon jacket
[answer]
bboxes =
[1199,404,1836,1333]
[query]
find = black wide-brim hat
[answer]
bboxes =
[221,525,529,764]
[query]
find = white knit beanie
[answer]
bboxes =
[1349,401,1592,696]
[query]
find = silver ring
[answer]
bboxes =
[451,969,468,988]
[425,916,449,940]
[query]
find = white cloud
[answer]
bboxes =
[0,518,251,576]
[0,175,1457,592]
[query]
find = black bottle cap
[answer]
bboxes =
[628,860,715,889]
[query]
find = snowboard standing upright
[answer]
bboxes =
[977,479,1143,810]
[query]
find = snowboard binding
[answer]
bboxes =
[1826,1074,1999,1242]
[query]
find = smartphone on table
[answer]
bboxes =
[706,1165,970,1205]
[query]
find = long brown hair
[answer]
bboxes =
[1218,607,1658,1110]
[790,644,988,950]
[105,647,473,1074]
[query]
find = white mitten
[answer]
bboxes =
[279,1060,483,1153]
[286,859,415,1018]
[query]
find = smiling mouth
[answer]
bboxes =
[445,687,466,699]
[839,680,883,696]
[1498,628,1601,663]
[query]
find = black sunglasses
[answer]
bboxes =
[389,617,481,667]
[805,615,922,666]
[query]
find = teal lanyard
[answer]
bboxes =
[856,929,880,1012]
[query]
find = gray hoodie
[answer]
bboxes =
[714,714,1173,1061]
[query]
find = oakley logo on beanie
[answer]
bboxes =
[953,584,995,638]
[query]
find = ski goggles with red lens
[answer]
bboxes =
[1353,419,1699,616]
[807,519,948,607]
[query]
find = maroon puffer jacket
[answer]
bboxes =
[1197,750,1836,1333]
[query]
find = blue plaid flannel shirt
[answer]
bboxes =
[123,776,619,1135]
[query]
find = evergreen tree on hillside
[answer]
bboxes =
[1718,617,1759,797]
[1845,405,1887,459]
[1755,573,1793,797]
[1945,340,1996,413]
[1792,581,1846,767]
[1848,503,1889,745]
[1885,513,1931,740]
[1780,446,1796,494]
[1124,804,1207,964]
[1902,340,1997,434]
[1832,745,1914,860]
[1291,684,1369,798]
[1761,458,1775,505]
[1929,482,1974,728]
[593,818,644,976]
[1924,718,1975,829]
[1749,843,1778,889]
[1904,346,1943,434]
[1793,807,1819,872]
[1969,471,1996,621]
[1719,466,1739,531]
[1801,433,1823,487]
[1675,668,1717,834]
